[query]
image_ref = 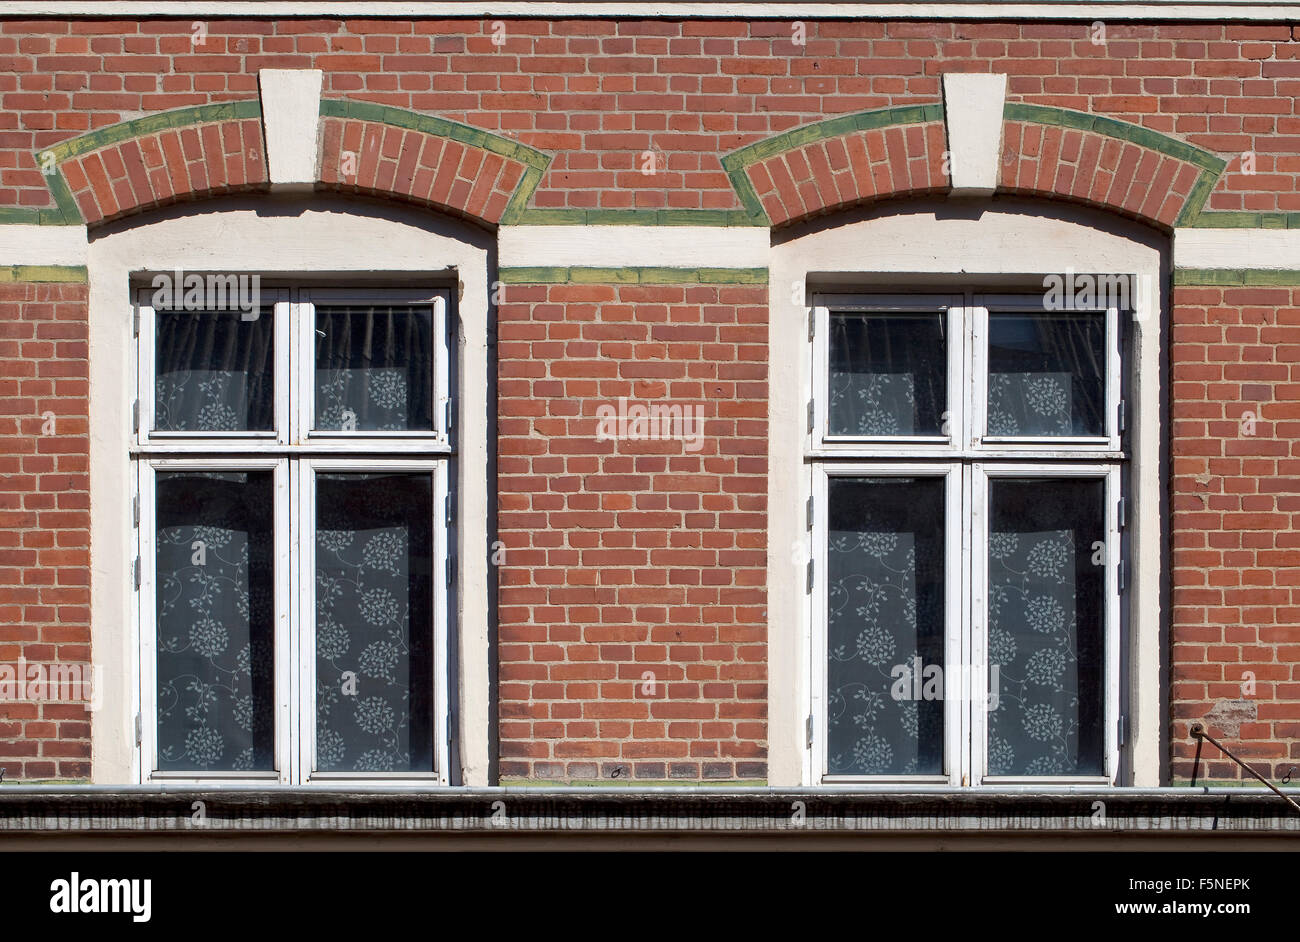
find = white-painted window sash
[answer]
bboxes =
[811,293,963,455]
[972,293,1122,453]
[808,290,1126,787]
[135,288,291,451]
[811,461,963,787]
[294,288,450,452]
[298,456,450,787]
[137,456,293,785]
[969,462,1121,787]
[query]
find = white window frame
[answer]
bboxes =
[133,286,453,786]
[811,293,1124,459]
[970,462,1122,786]
[811,462,963,786]
[809,290,1125,787]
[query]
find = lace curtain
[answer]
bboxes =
[314,304,434,432]
[315,472,435,773]
[826,477,946,776]
[986,478,1105,776]
[155,471,275,772]
[154,308,274,432]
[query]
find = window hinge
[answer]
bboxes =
[1117,399,1127,434]
[807,309,814,341]
[446,556,454,587]
[1118,498,1128,530]
[807,399,815,434]
[806,558,814,592]
[132,495,140,527]
[1117,560,1128,592]
[444,493,451,527]
[1118,714,1128,747]
[132,309,140,338]
[134,713,142,746]
[806,714,814,749]
[132,400,139,434]
[805,495,814,530]
[444,400,452,436]
[132,557,140,590]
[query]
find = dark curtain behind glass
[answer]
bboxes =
[826,477,945,776]
[314,305,434,432]
[154,308,275,431]
[155,471,275,772]
[315,472,435,773]
[986,478,1105,776]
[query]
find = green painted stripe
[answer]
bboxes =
[1185,211,1300,229]
[1004,102,1225,174]
[721,102,944,171]
[506,208,766,227]
[714,102,944,228]
[1175,168,1221,228]
[499,266,769,284]
[320,98,550,170]
[41,100,262,164]
[0,265,88,283]
[1174,269,1300,286]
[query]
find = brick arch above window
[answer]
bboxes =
[33,100,552,229]
[316,100,551,228]
[722,102,1227,231]
[999,104,1226,230]
[35,101,268,227]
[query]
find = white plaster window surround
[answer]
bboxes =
[766,199,1168,787]
[86,199,492,785]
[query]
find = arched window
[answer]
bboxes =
[768,199,1167,787]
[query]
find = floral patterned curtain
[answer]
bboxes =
[986,478,1105,776]
[155,471,275,772]
[986,312,1105,437]
[315,472,435,773]
[826,477,945,776]
[828,312,947,437]
[314,305,434,432]
[154,308,274,432]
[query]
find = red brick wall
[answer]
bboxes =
[496,280,768,781]
[5,13,1300,784]
[1170,284,1300,783]
[2,19,1299,214]
[0,282,90,781]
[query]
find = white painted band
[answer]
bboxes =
[498,225,770,269]
[1174,229,1300,271]
[0,225,88,267]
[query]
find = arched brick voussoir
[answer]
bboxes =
[999,107,1227,230]
[317,103,551,228]
[736,118,948,228]
[45,103,268,226]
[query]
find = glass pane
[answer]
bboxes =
[314,304,434,432]
[154,307,274,431]
[826,477,945,776]
[155,471,275,772]
[828,311,947,437]
[987,478,1106,777]
[986,311,1106,437]
[315,472,434,773]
